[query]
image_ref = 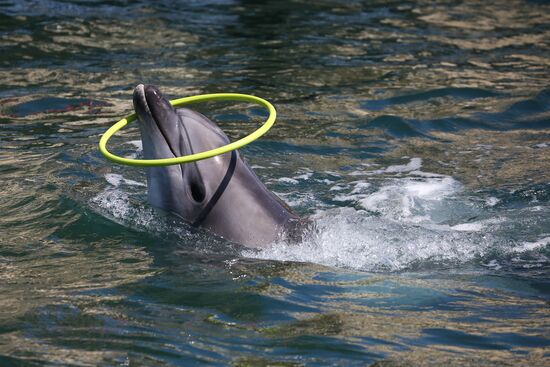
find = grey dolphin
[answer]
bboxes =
[132,84,300,247]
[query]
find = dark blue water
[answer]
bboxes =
[1,1,549,365]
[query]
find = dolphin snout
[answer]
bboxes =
[134,83,145,95]
[133,84,186,159]
[133,84,177,125]
[133,83,149,118]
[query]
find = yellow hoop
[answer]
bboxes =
[98,93,276,167]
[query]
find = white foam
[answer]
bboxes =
[272,191,312,207]
[244,207,492,272]
[485,197,500,207]
[332,181,371,202]
[244,166,529,272]
[451,222,486,231]
[360,176,460,223]
[276,177,299,184]
[316,179,335,185]
[347,157,423,176]
[350,181,371,194]
[515,237,550,252]
[105,173,146,187]
[329,184,347,191]
[92,188,161,231]
[348,170,369,176]
[333,193,367,202]
[293,171,313,180]
[482,259,502,270]
[91,186,218,247]
[383,157,422,173]
[126,140,143,151]
[324,171,342,177]
[410,170,447,178]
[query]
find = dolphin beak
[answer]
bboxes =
[133,84,207,204]
[133,84,184,158]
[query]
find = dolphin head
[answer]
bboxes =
[133,84,299,246]
[133,84,232,221]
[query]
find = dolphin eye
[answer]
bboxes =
[190,181,206,203]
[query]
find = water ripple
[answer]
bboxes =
[0,0,549,365]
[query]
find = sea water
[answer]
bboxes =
[0,1,548,365]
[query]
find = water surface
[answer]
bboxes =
[0,0,549,365]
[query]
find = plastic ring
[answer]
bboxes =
[98,93,276,167]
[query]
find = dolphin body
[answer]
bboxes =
[133,84,300,247]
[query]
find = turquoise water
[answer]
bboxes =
[1,0,549,365]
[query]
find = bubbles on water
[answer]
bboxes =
[518,237,550,252]
[126,140,143,151]
[360,175,462,224]
[276,177,300,184]
[484,196,500,207]
[245,207,494,272]
[91,178,157,229]
[104,173,146,188]
[246,158,549,272]
[90,174,230,252]
[372,157,423,174]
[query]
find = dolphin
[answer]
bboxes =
[132,84,301,247]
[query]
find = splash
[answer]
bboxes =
[91,175,157,229]
[245,159,549,272]
[92,162,548,272]
[244,207,494,272]
[90,173,234,253]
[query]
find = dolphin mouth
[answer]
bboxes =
[133,84,207,204]
[133,83,184,158]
